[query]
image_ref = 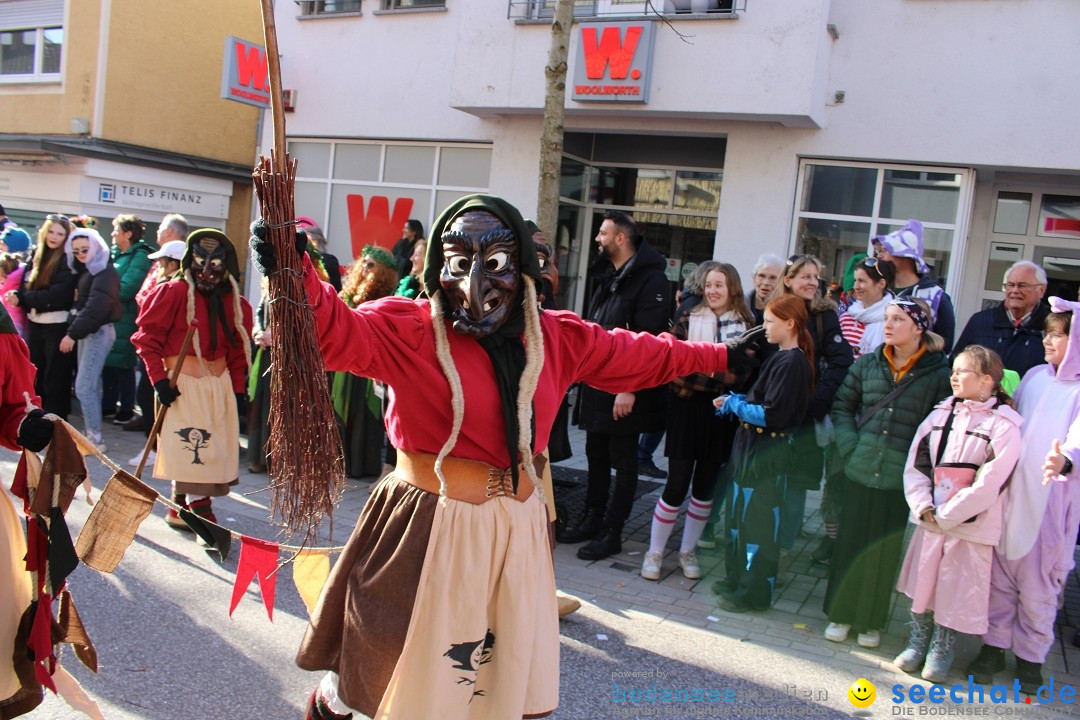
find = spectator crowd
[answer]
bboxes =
[1,199,1078,713]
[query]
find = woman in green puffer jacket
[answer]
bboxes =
[102,214,152,423]
[823,297,952,650]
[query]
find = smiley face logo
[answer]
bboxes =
[847,678,876,709]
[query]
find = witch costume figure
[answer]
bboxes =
[132,229,253,532]
[249,194,760,720]
[0,302,56,717]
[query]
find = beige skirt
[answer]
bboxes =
[154,373,239,496]
[298,471,559,719]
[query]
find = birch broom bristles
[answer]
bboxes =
[256,0,345,544]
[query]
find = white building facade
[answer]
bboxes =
[269,0,1080,321]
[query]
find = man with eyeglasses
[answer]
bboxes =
[953,260,1050,379]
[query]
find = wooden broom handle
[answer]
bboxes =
[260,0,287,158]
[135,324,197,479]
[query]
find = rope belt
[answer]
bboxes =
[396,450,536,505]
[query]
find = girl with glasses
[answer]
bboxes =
[894,345,1020,682]
[3,215,76,418]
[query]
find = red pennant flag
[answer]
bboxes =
[229,536,279,621]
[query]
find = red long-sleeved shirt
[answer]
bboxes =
[132,280,253,394]
[302,255,729,467]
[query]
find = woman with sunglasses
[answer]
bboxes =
[61,228,121,451]
[825,298,951,648]
[767,255,854,580]
[3,215,77,418]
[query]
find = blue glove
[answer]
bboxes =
[724,394,767,427]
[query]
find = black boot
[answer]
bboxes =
[965,644,1005,684]
[577,523,622,560]
[1015,657,1043,696]
[809,536,833,564]
[556,506,604,544]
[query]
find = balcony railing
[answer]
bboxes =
[508,0,745,22]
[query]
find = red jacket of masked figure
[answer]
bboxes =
[132,230,253,395]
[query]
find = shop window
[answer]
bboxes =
[674,170,722,213]
[334,144,380,182]
[560,158,587,202]
[793,161,969,291]
[1037,194,1080,238]
[993,191,1032,235]
[0,26,62,80]
[289,142,332,177]
[880,170,961,224]
[298,0,362,15]
[384,146,436,185]
[437,147,492,188]
[800,165,876,217]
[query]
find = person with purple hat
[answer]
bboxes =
[872,219,956,352]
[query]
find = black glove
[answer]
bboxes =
[154,379,181,408]
[249,219,307,276]
[235,392,248,418]
[16,409,54,452]
[724,325,766,369]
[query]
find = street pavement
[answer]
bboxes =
[4,410,1080,719]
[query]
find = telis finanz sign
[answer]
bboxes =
[221,35,270,109]
[572,21,656,104]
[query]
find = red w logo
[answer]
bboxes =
[346,195,415,259]
[235,42,269,91]
[581,26,642,80]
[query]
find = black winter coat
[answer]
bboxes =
[67,263,121,340]
[952,301,1051,380]
[576,241,672,435]
[18,251,76,316]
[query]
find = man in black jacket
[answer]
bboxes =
[953,260,1049,379]
[561,211,672,560]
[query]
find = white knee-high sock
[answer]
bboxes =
[680,497,713,553]
[648,499,680,554]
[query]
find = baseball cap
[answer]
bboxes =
[148,240,187,261]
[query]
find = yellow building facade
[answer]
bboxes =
[0,0,263,256]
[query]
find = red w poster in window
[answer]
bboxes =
[346,195,415,259]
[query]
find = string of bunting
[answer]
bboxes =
[33,420,347,621]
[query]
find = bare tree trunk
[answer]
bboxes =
[536,0,575,242]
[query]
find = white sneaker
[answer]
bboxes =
[678,550,702,580]
[824,622,851,642]
[641,551,663,580]
[129,449,156,468]
[857,630,881,648]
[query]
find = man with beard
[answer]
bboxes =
[132,229,252,536]
[333,245,399,478]
[249,195,759,720]
[560,211,673,561]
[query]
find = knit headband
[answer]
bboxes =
[890,297,929,332]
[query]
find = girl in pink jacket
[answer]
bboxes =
[894,344,1022,683]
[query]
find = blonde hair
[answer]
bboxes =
[955,344,1012,407]
[183,271,252,372]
